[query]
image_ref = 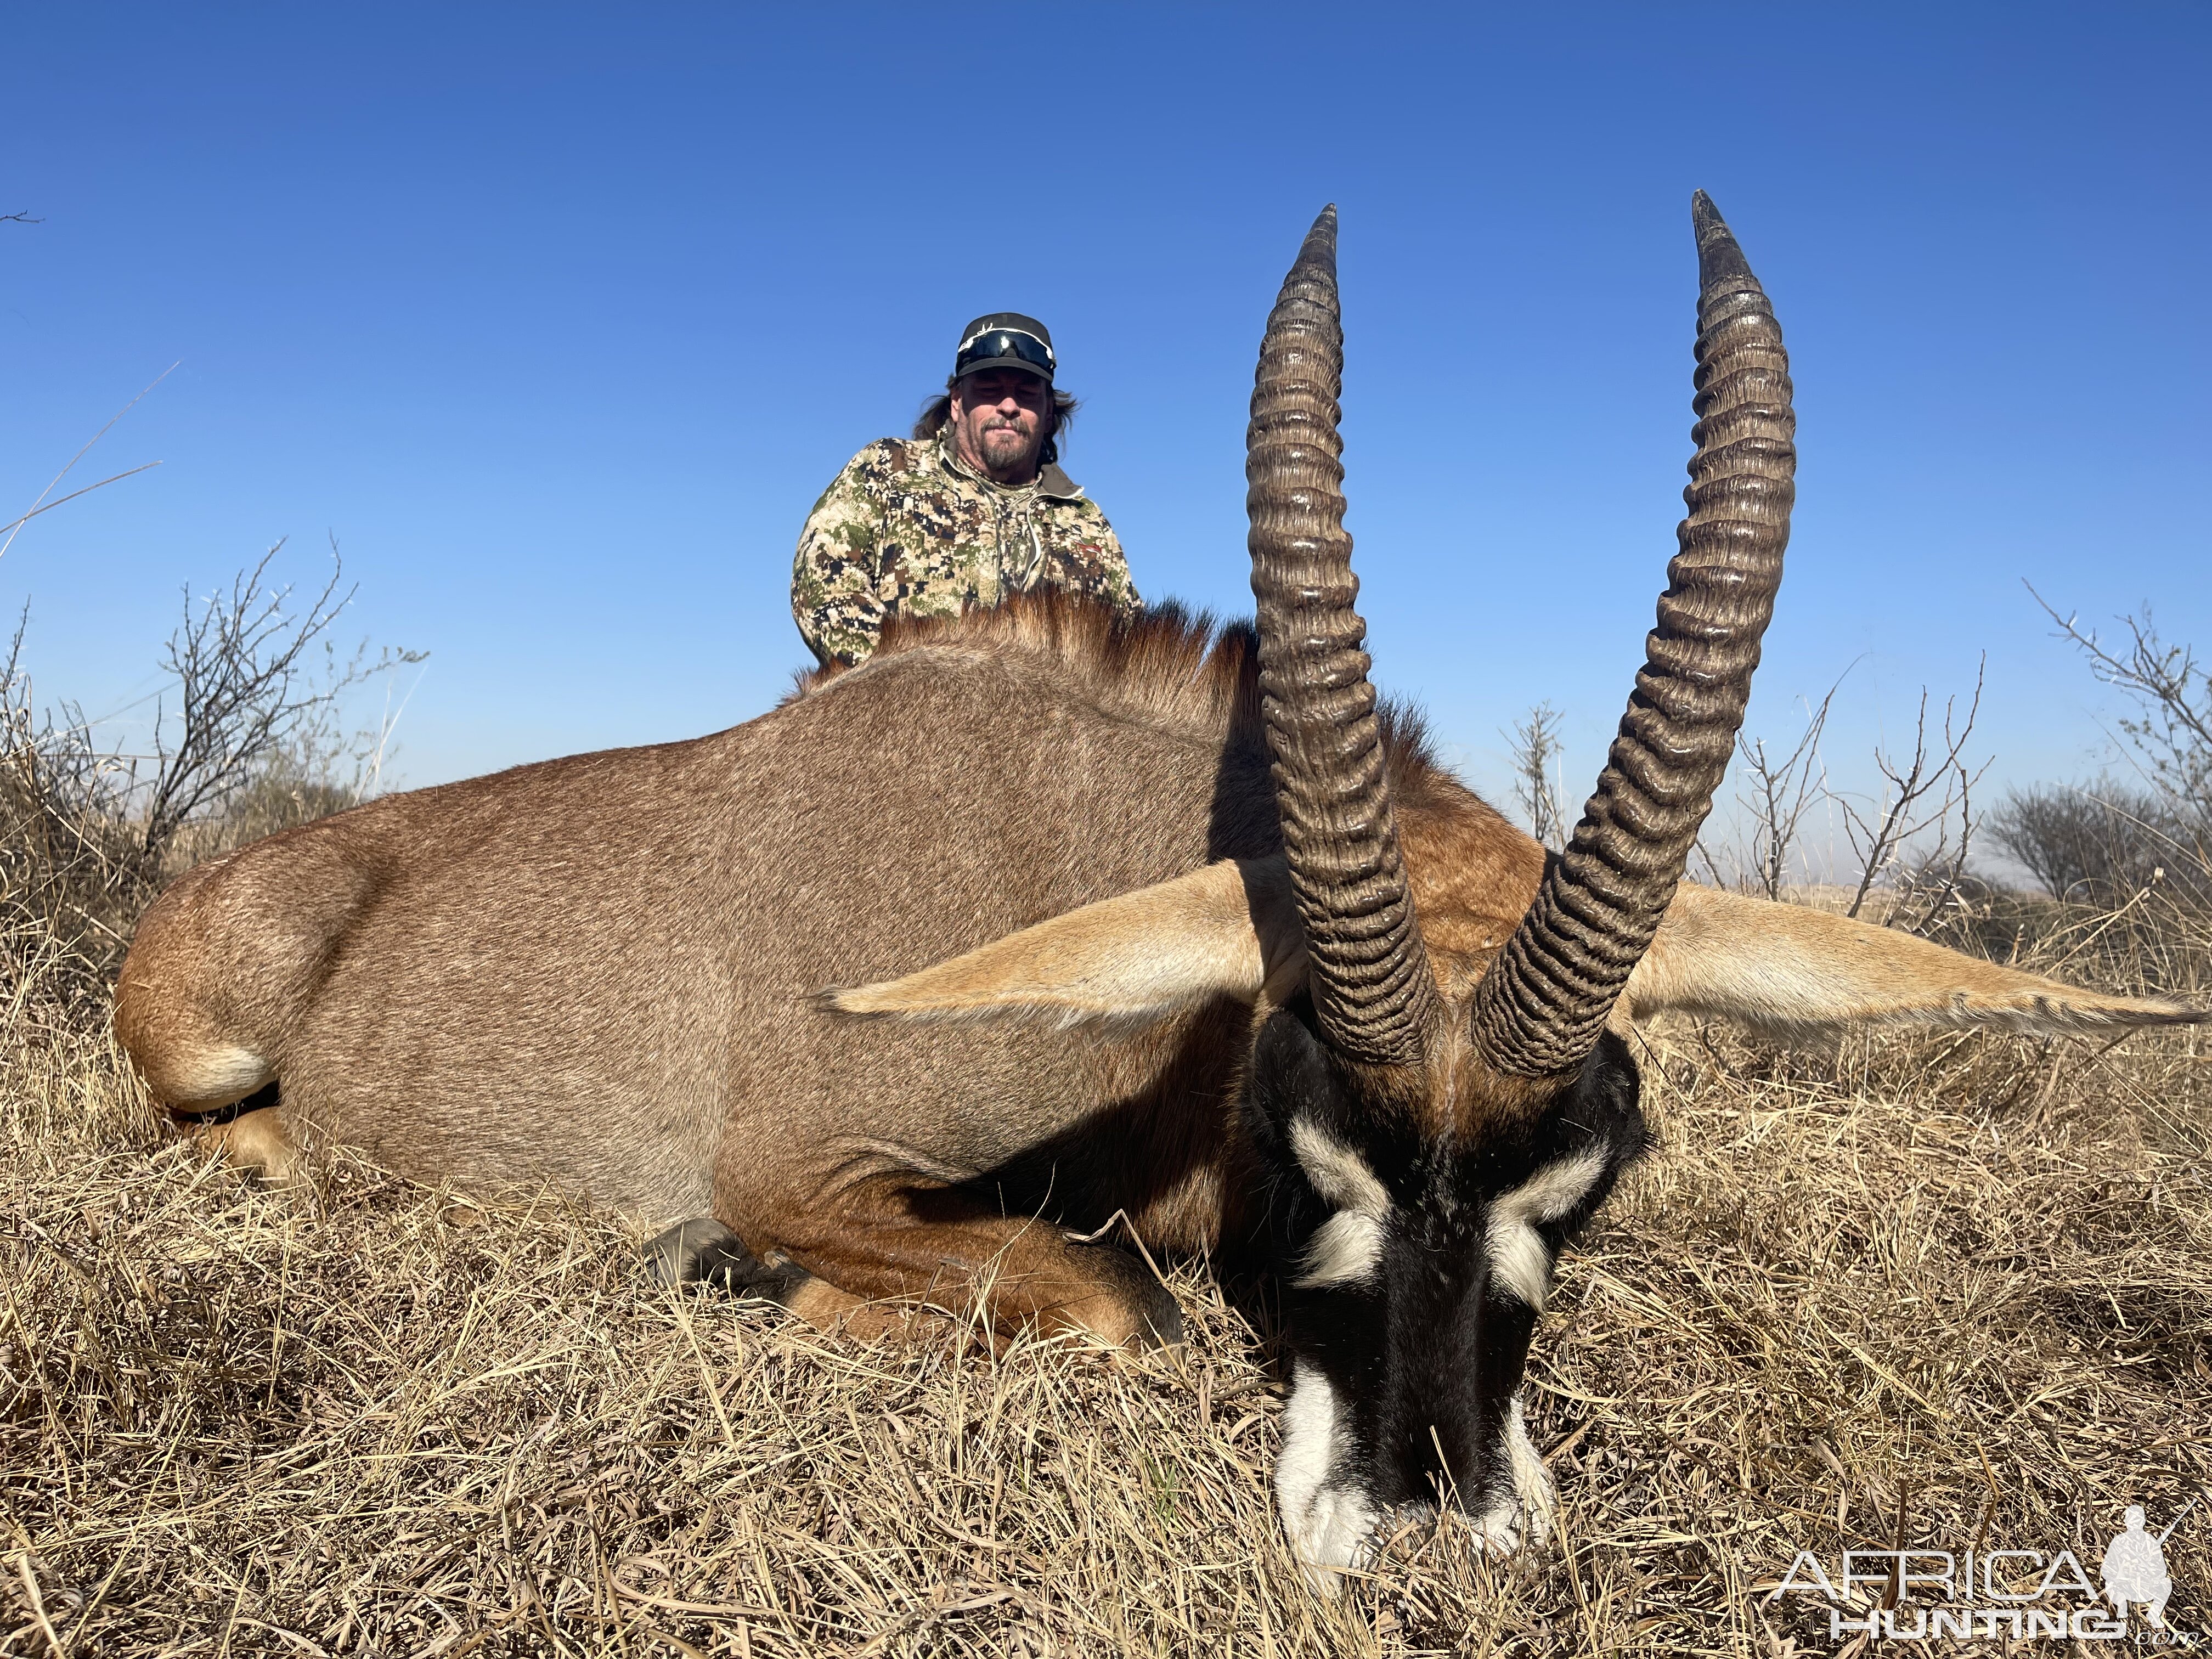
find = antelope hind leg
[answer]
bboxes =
[644,1218,807,1298]
[172,1084,303,1184]
[641,1218,924,1341]
[766,1182,1184,1351]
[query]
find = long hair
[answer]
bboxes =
[913,376,1081,466]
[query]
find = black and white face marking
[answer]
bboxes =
[1246,1004,1648,1577]
[1288,1119,1391,1290]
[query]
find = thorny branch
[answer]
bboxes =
[1731,682,1839,902]
[1506,702,1567,851]
[136,541,422,870]
[2029,583,2212,820]
[1692,661,1988,932]
[1839,657,1989,925]
[3,544,423,1018]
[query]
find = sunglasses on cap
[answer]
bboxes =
[955,326,1056,382]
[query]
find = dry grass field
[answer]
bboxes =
[6,896,2209,1656]
[6,569,2211,1654]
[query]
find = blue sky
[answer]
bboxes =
[5,4,2208,847]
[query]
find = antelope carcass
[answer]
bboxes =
[115,199,2200,1573]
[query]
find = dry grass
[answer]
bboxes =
[5,964,2209,1656]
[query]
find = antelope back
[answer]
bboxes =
[114,618,1291,1224]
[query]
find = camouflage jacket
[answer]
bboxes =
[791,433,1138,668]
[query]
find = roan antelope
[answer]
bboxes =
[116,199,2201,1575]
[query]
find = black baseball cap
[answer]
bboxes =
[953,313,1056,385]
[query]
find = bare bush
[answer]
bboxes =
[0,634,144,1041]
[1982,592,2212,958]
[1712,682,1837,901]
[133,544,421,872]
[1986,780,2209,904]
[1832,659,1987,927]
[2034,587,2212,820]
[0,547,419,1039]
[1692,663,1987,933]
[1505,701,1567,850]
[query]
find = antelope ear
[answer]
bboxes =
[827,858,1307,1025]
[1620,882,2204,1037]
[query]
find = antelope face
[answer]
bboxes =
[1228,194,1786,1575]
[1246,1003,1648,1573]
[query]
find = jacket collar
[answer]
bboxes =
[936,432,1085,500]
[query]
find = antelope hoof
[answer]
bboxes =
[1076,1248,1184,1350]
[1134,1279,1186,1350]
[172,1086,301,1184]
[643,1218,804,1300]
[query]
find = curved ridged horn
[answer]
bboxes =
[1470,191,1794,1078]
[1249,205,1440,1066]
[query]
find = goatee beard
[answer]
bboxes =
[978,422,1039,476]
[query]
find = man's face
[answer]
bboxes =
[949,369,1051,483]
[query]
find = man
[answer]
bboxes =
[791,313,1139,669]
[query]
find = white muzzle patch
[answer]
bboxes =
[1276,1383,1559,1581]
[1470,1393,1558,1554]
[1275,1361,1376,1580]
